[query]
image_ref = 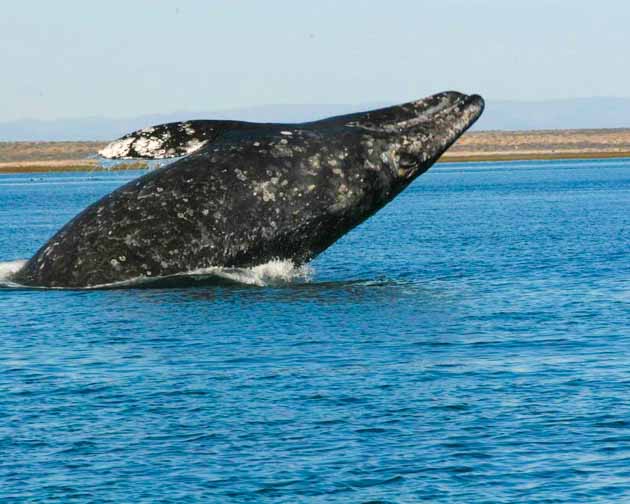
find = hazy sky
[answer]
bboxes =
[2,0,629,121]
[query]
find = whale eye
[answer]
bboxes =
[398,151,417,168]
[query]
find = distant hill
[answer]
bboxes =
[481,97,630,131]
[2,98,630,141]
[0,104,382,142]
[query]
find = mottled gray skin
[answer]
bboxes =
[15,91,484,288]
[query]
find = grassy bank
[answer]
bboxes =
[2,129,630,173]
[439,150,630,163]
[0,160,147,174]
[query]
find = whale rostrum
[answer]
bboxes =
[14,91,484,287]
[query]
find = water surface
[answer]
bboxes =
[1,159,629,502]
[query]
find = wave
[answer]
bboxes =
[0,259,312,290]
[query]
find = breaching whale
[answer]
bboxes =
[14,91,484,288]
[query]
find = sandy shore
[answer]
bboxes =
[2,129,630,173]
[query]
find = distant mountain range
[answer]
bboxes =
[2,97,630,141]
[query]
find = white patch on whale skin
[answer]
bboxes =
[254,180,276,202]
[181,122,196,136]
[99,122,208,159]
[98,137,136,159]
[98,134,178,160]
[99,134,206,160]
[184,138,208,155]
[132,135,171,158]
[380,149,400,176]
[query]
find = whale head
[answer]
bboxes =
[343,91,484,192]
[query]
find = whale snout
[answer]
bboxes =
[468,93,485,107]
[449,92,485,136]
[461,93,485,123]
[410,91,485,128]
[383,91,484,183]
[345,90,484,138]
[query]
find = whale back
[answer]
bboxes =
[99,92,473,161]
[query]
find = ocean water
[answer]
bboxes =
[1,158,629,502]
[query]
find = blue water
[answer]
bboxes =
[1,159,629,502]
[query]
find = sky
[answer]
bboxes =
[2,0,629,121]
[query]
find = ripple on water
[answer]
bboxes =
[1,161,629,501]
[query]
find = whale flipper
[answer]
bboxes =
[99,120,251,159]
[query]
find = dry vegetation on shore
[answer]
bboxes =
[443,128,630,162]
[2,129,630,173]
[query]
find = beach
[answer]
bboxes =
[2,128,630,173]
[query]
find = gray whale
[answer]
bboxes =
[15,91,484,287]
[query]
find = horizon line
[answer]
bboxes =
[3,95,630,123]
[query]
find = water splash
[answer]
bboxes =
[95,155,183,172]
[189,259,313,287]
[0,259,312,290]
[0,260,27,287]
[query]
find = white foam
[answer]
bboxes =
[196,259,313,287]
[0,260,27,287]
[0,259,312,290]
[96,259,313,289]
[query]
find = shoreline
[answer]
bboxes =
[439,150,630,163]
[0,159,147,174]
[1,151,629,174]
[2,129,630,173]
